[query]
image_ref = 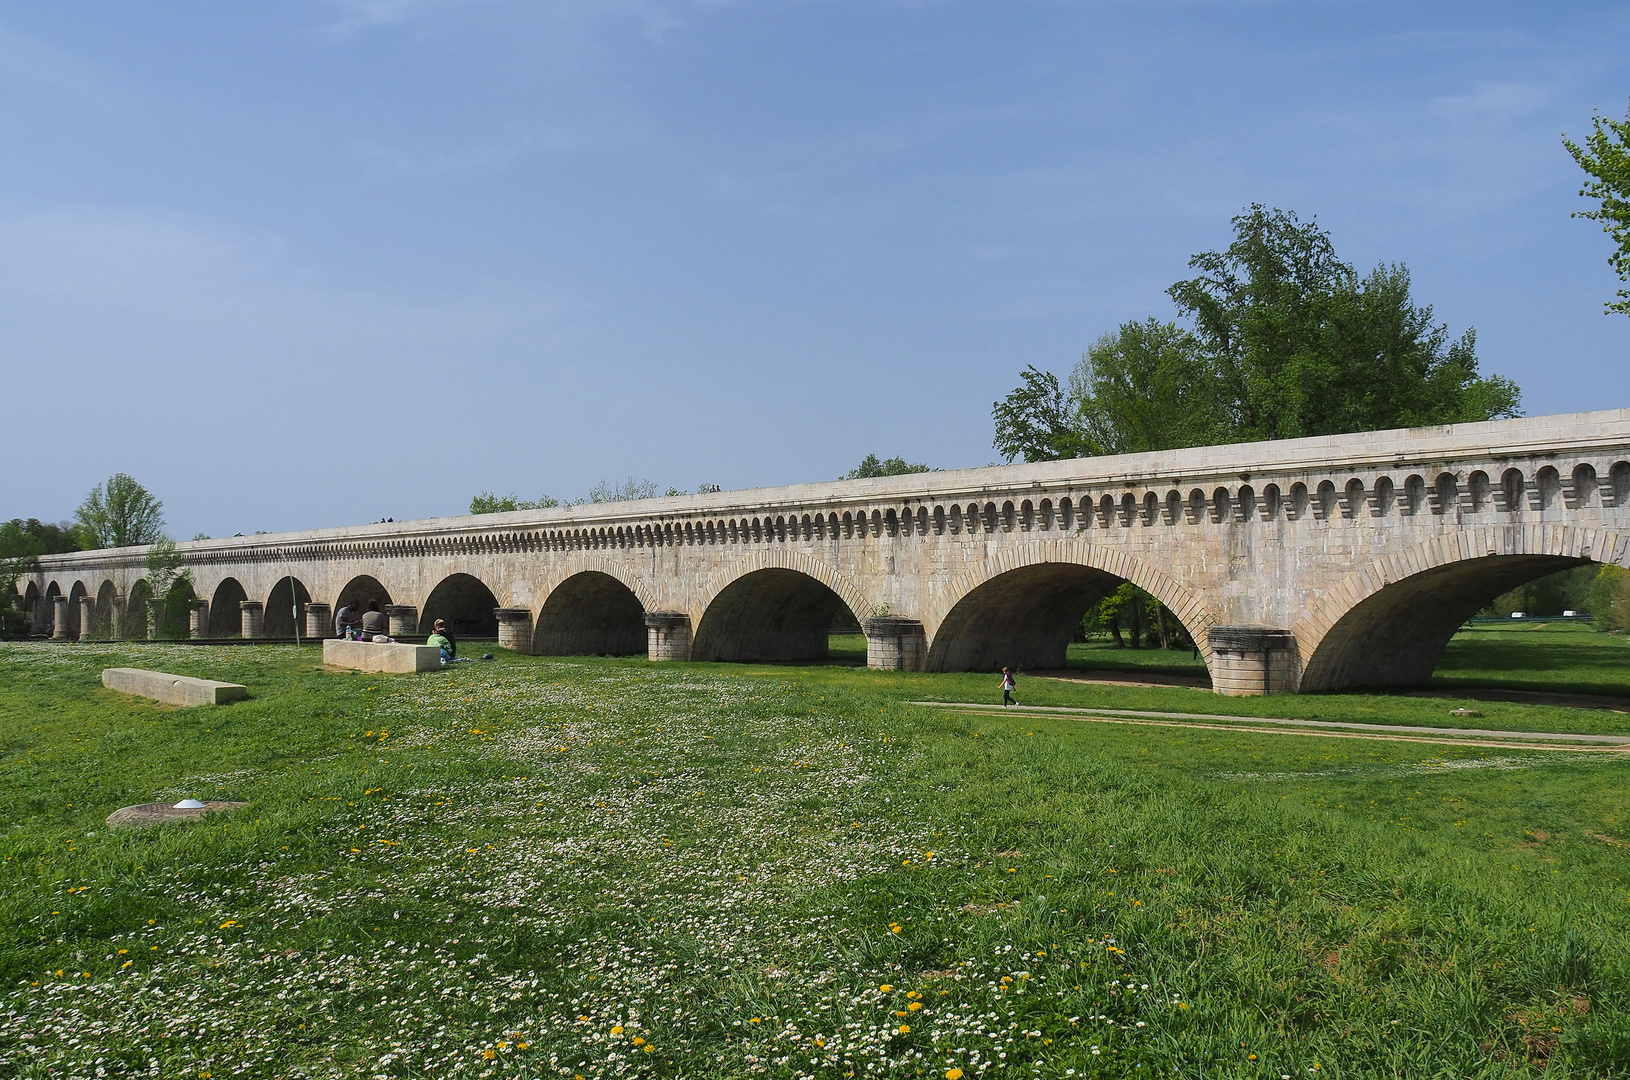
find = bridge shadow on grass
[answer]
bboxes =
[1430,626,1630,701]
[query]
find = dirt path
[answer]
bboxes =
[910,701,1630,752]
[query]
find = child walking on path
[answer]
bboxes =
[1001,666,1016,707]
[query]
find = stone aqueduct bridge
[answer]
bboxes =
[20,409,1630,695]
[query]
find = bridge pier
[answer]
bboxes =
[645,611,693,661]
[863,616,926,671]
[385,605,418,638]
[109,595,127,640]
[240,600,264,639]
[495,607,533,652]
[1207,627,1299,696]
[78,596,96,641]
[190,599,209,639]
[51,596,69,639]
[147,599,165,640]
[305,602,332,640]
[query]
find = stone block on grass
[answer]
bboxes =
[322,637,441,674]
[101,668,249,707]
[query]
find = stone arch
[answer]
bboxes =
[336,575,394,613]
[264,576,312,638]
[691,551,873,664]
[66,580,89,639]
[43,581,61,636]
[1295,525,1630,692]
[209,578,248,637]
[94,580,117,639]
[421,572,501,638]
[924,540,1218,674]
[533,571,645,656]
[125,579,153,639]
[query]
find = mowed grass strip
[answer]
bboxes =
[1,642,1628,1078]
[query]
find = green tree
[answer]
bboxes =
[995,206,1522,462]
[1073,319,1225,455]
[75,474,165,549]
[1169,205,1520,441]
[144,537,198,638]
[470,492,561,514]
[1565,102,1630,316]
[0,518,84,560]
[992,366,1095,463]
[843,454,931,480]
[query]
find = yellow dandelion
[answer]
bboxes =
[897,1024,910,1034]
[879,984,893,992]
[610,1025,624,1035]
[947,1070,964,1080]
[908,1002,923,1011]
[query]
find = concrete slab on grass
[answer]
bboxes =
[102,668,249,706]
[323,638,441,674]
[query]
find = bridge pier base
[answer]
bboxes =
[385,605,418,638]
[863,616,927,671]
[1208,627,1299,696]
[305,602,332,640]
[78,596,96,641]
[190,600,209,639]
[240,601,264,639]
[52,596,69,640]
[495,608,533,652]
[645,611,693,662]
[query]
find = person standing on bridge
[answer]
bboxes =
[1001,666,1016,707]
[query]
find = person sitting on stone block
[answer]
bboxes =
[335,599,359,639]
[427,618,456,663]
[358,600,392,643]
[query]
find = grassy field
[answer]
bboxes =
[3,641,1630,1079]
[1434,624,1630,698]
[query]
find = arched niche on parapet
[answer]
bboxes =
[1295,527,1628,692]
[336,575,394,614]
[94,581,118,639]
[264,577,312,638]
[692,558,868,664]
[421,573,500,638]
[209,578,248,637]
[924,541,1216,674]
[66,581,88,639]
[534,570,647,657]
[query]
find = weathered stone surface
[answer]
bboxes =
[106,800,248,830]
[26,409,1630,695]
[322,638,441,673]
[101,668,249,706]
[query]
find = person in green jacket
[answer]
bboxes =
[426,619,456,663]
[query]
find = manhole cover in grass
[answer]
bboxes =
[106,801,248,829]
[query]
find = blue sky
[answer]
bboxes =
[3,1,1626,540]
